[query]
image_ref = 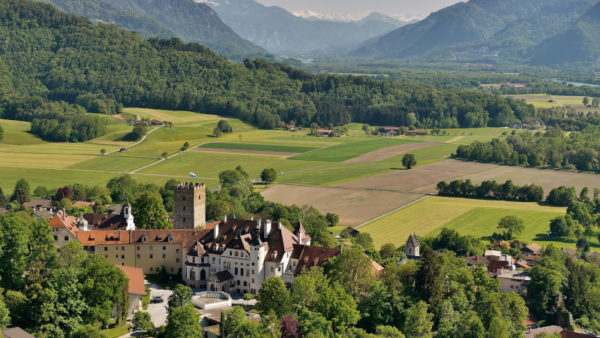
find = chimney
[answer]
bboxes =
[214,223,219,240]
[299,231,303,244]
[264,220,271,239]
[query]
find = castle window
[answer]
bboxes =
[162,254,166,259]
[64,236,69,241]
[183,218,186,223]
[149,246,153,251]
[243,281,247,286]
[270,267,274,272]
[104,247,108,251]
[53,235,57,241]
[163,246,166,250]
[176,258,180,263]
[234,268,238,275]
[122,263,125,266]
[235,252,238,257]
[149,254,153,259]
[150,267,153,272]
[121,255,125,259]
[121,246,125,251]
[137,246,140,251]
[183,207,186,211]
[115,255,118,258]
[237,280,240,286]
[240,268,244,275]
[182,196,186,201]
[137,254,140,259]
[176,249,180,253]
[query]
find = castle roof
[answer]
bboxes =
[83,213,128,230]
[291,244,340,275]
[294,221,311,244]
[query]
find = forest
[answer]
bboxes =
[455,127,600,173]
[0,0,538,142]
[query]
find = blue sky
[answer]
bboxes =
[256,0,464,20]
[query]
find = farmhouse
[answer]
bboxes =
[375,126,400,136]
[50,182,343,294]
[23,199,53,211]
[316,129,332,137]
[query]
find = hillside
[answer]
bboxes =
[531,1,600,65]
[353,0,596,63]
[201,0,405,55]
[38,0,269,59]
[0,0,536,135]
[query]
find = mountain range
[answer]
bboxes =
[37,0,270,59]
[200,0,409,55]
[353,0,600,65]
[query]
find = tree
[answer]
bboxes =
[402,153,417,169]
[106,175,138,203]
[379,243,396,260]
[354,232,374,250]
[549,216,573,237]
[415,248,441,305]
[133,191,171,229]
[217,120,233,133]
[576,238,590,252]
[257,277,290,317]
[404,301,433,338]
[132,311,154,336]
[280,314,300,338]
[497,216,525,239]
[315,286,360,332]
[298,309,332,336]
[592,97,599,108]
[358,281,393,328]
[583,97,590,106]
[168,284,193,311]
[161,152,168,160]
[261,168,277,186]
[164,305,202,338]
[71,324,107,338]
[0,187,7,208]
[100,148,106,155]
[56,186,73,201]
[376,325,405,338]
[362,124,370,134]
[213,127,223,138]
[327,245,375,299]
[325,213,339,227]
[11,178,31,203]
[580,187,590,201]
[180,141,190,151]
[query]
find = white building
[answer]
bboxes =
[496,269,531,294]
[183,218,339,295]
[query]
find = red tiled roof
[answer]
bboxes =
[49,210,78,235]
[523,243,542,255]
[72,201,93,207]
[116,265,146,295]
[317,129,332,133]
[291,244,340,274]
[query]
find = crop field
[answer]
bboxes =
[4,107,600,253]
[200,142,317,154]
[507,94,598,113]
[358,196,570,248]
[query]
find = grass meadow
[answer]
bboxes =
[358,196,570,248]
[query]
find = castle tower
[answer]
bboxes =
[173,183,206,229]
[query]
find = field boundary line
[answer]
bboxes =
[106,125,163,155]
[355,194,432,229]
[129,142,207,174]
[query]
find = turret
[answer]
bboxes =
[264,220,272,240]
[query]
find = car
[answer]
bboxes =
[150,296,163,304]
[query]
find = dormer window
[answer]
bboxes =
[142,234,148,243]
[168,234,174,243]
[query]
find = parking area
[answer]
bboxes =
[146,282,173,327]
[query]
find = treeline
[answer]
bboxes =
[0,96,107,142]
[455,127,600,173]
[437,179,544,202]
[0,213,130,336]
[0,0,537,138]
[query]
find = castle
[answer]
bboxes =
[50,182,340,294]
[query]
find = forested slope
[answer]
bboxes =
[38,0,268,59]
[0,0,535,142]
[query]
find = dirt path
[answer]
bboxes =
[344,142,443,163]
[106,126,163,155]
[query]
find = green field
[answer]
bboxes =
[358,196,577,249]
[200,142,317,153]
[291,138,416,162]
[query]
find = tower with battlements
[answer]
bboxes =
[173,183,206,229]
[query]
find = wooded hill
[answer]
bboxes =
[37,0,269,59]
[0,0,536,142]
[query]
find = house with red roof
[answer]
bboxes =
[116,265,146,316]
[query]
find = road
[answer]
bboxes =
[146,282,173,327]
[106,125,163,155]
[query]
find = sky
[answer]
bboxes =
[255,0,464,21]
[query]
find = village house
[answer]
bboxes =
[316,129,332,137]
[495,269,531,294]
[375,126,400,136]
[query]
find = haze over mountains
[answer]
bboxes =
[353,0,600,64]
[199,0,409,55]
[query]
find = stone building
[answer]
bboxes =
[173,183,206,229]
[405,233,420,258]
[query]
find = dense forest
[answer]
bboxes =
[455,126,600,173]
[0,0,538,143]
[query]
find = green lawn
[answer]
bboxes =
[139,150,329,179]
[291,138,417,162]
[200,142,317,153]
[102,324,130,338]
[359,196,568,248]
[68,155,156,172]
